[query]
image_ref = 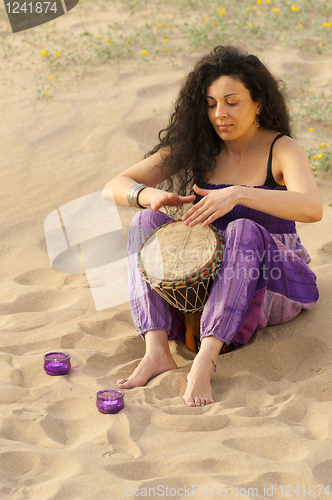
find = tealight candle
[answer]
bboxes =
[43,352,71,376]
[96,389,125,414]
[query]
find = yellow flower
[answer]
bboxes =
[164,38,168,42]
[314,153,323,160]
[309,88,314,93]
[301,76,305,79]
[49,76,53,80]
[141,49,148,55]
[281,37,285,41]
[320,143,328,148]
[252,5,258,11]
[256,0,263,3]
[96,35,101,39]
[299,24,303,28]
[217,7,226,16]
[266,0,271,3]
[308,128,314,132]
[54,52,60,57]
[157,24,164,28]
[204,17,209,22]
[126,38,130,43]
[214,22,218,26]
[164,48,168,52]
[106,38,110,43]
[46,92,49,96]
[291,6,300,11]
[248,23,252,27]
[40,50,48,56]
[272,8,280,12]
[168,22,171,26]
[319,42,323,46]
[323,23,331,27]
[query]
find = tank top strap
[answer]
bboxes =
[264,133,284,189]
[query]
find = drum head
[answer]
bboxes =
[139,220,219,282]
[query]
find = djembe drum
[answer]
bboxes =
[137,220,224,352]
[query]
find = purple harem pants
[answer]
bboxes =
[127,210,319,347]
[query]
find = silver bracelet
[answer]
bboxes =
[127,184,148,209]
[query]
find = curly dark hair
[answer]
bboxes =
[147,45,292,204]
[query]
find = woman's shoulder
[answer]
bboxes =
[272,133,308,161]
[270,132,305,153]
[270,132,311,183]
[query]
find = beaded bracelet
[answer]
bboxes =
[127,184,148,209]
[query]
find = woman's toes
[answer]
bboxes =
[115,378,127,387]
[116,378,135,389]
[183,395,195,407]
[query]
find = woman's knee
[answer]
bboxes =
[130,208,153,228]
[225,218,264,244]
[130,209,171,229]
[128,209,172,250]
[222,219,265,263]
[226,218,261,234]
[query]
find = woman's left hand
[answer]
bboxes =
[182,184,238,227]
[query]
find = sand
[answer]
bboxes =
[0,2,332,499]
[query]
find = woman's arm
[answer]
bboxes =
[102,150,195,210]
[182,137,323,226]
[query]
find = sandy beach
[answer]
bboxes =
[0,0,332,498]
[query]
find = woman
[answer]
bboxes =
[103,46,322,407]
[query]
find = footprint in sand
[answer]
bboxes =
[223,433,308,462]
[313,459,332,485]
[14,268,86,289]
[2,412,48,446]
[0,450,79,490]
[12,408,46,420]
[0,289,81,315]
[151,411,229,432]
[78,318,117,339]
[82,353,113,377]
[0,451,40,477]
[41,397,104,446]
[103,406,147,462]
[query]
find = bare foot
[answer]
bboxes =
[183,350,216,407]
[115,346,178,389]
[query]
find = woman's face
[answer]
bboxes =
[206,75,262,141]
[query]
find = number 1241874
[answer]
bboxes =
[6,2,58,14]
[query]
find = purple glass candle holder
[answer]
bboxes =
[43,352,71,376]
[96,389,125,414]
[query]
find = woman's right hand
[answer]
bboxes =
[139,187,196,211]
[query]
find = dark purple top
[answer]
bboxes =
[194,133,297,234]
[195,182,297,234]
